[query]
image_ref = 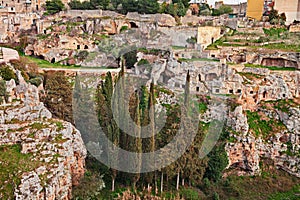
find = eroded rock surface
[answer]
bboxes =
[0,69,87,199]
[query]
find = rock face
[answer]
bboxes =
[0,69,87,199]
[225,103,300,177]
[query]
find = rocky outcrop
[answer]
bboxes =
[0,68,87,199]
[0,47,19,63]
[225,104,300,177]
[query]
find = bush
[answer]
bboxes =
[28,77,43,87]
[120,25,128,33]
[180,188,199,200]
[77,50,89,61]
[186,36,197,44]
[42,72,73,122]
[213,192,220,200]
[137,59,149,66]
[204,142,228,182]
[0,65,16,81]
[123,50,137,69]
[0,80,8,103]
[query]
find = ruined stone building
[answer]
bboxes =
[274,0,300,24]
[0,0,44,13]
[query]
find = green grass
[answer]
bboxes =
[246,110,285,139]
[22,55,80,69]
[237,72,265,82]
[30,122,48,130]
[262,43,300,52]
[55,121,64,131]
[199,102,208,114]
[268,184,300,200]
[178,57,220,62]
[0,144,41,199]
[171,46,186,50]
[22,55,113,70]
[244,63,297,71]
[262,99,298,113]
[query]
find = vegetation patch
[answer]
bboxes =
[246,110,285,139]
[245,63,296,71]
[262,99,299,113]
[30,122,49,130]
[0,65,16,81]
[237,72,265,82]
[178,57,220,62]
[0,80,8,104]
[55,121,64,131]
[22,55,79,69]
[0,144,41,199]
[137,59,150,66]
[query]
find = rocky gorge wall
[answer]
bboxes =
[0,64,87,199]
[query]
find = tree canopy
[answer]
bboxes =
[45,0,65,15]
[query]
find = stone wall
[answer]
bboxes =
[197,26,222,50]
[274,0,300,24]
[158,27,197,47]
[289,24,300,33]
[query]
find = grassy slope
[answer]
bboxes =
[22,55,80,69]
[0,144,41,199]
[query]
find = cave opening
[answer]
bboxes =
[129,22,138,28]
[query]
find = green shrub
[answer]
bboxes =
[213,192,220,200]
[123,50,137,69]
[0,80,8,104]
[180,188,199,200]
[0,65,16,81]
[77,50,89,61]
[137,59,149,66]
[204,143,229,182]
[120,25,129,33]
[28,77,43,87]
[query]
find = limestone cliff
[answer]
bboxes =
[0,65,87,199]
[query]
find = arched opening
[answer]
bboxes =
[77,45,80,49]
[76,16,83,22]
[198,74,201,81]
[37,55,44,59]
[211,37,214,44]
[84,45,88,49]
[51,58,55,63]
[129,22,138,28]
[205,73,217,81]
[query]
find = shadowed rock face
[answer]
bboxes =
[261,58,299,69]
[0,65,87,199]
